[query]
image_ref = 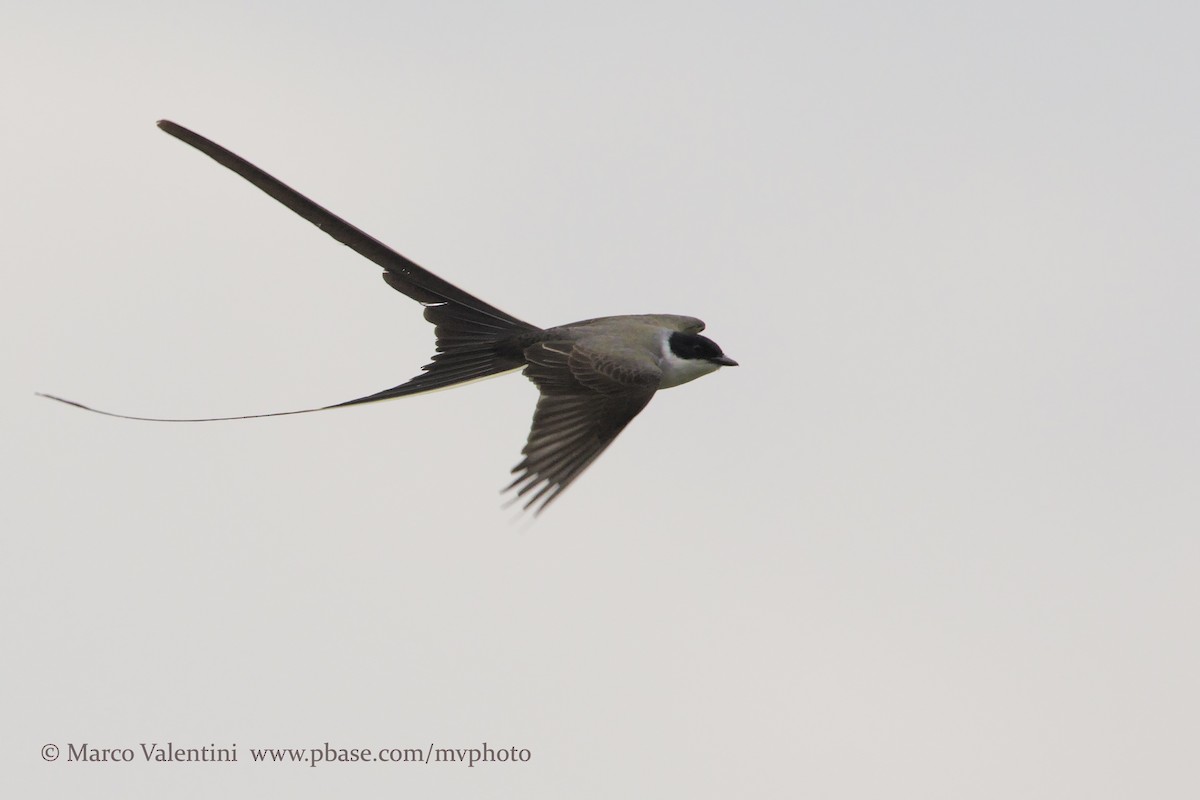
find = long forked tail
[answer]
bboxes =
[328,278,541,408]
[38,303,538,422]
[38,303,533,422]
[38,120,543,422]
[38,296,537,421]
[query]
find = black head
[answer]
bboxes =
[668,332,738,366]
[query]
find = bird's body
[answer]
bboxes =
[541,314,719,389]
[40,121,737,513]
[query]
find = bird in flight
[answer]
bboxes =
[40,121,737,513]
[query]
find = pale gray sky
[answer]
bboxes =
[4,1,1198,798]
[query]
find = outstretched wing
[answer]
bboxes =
[506,340,661,514]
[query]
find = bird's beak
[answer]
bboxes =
[711,355,739,367]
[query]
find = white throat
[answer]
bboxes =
[658,335,721,389]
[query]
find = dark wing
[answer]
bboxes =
[505,340,661,514]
